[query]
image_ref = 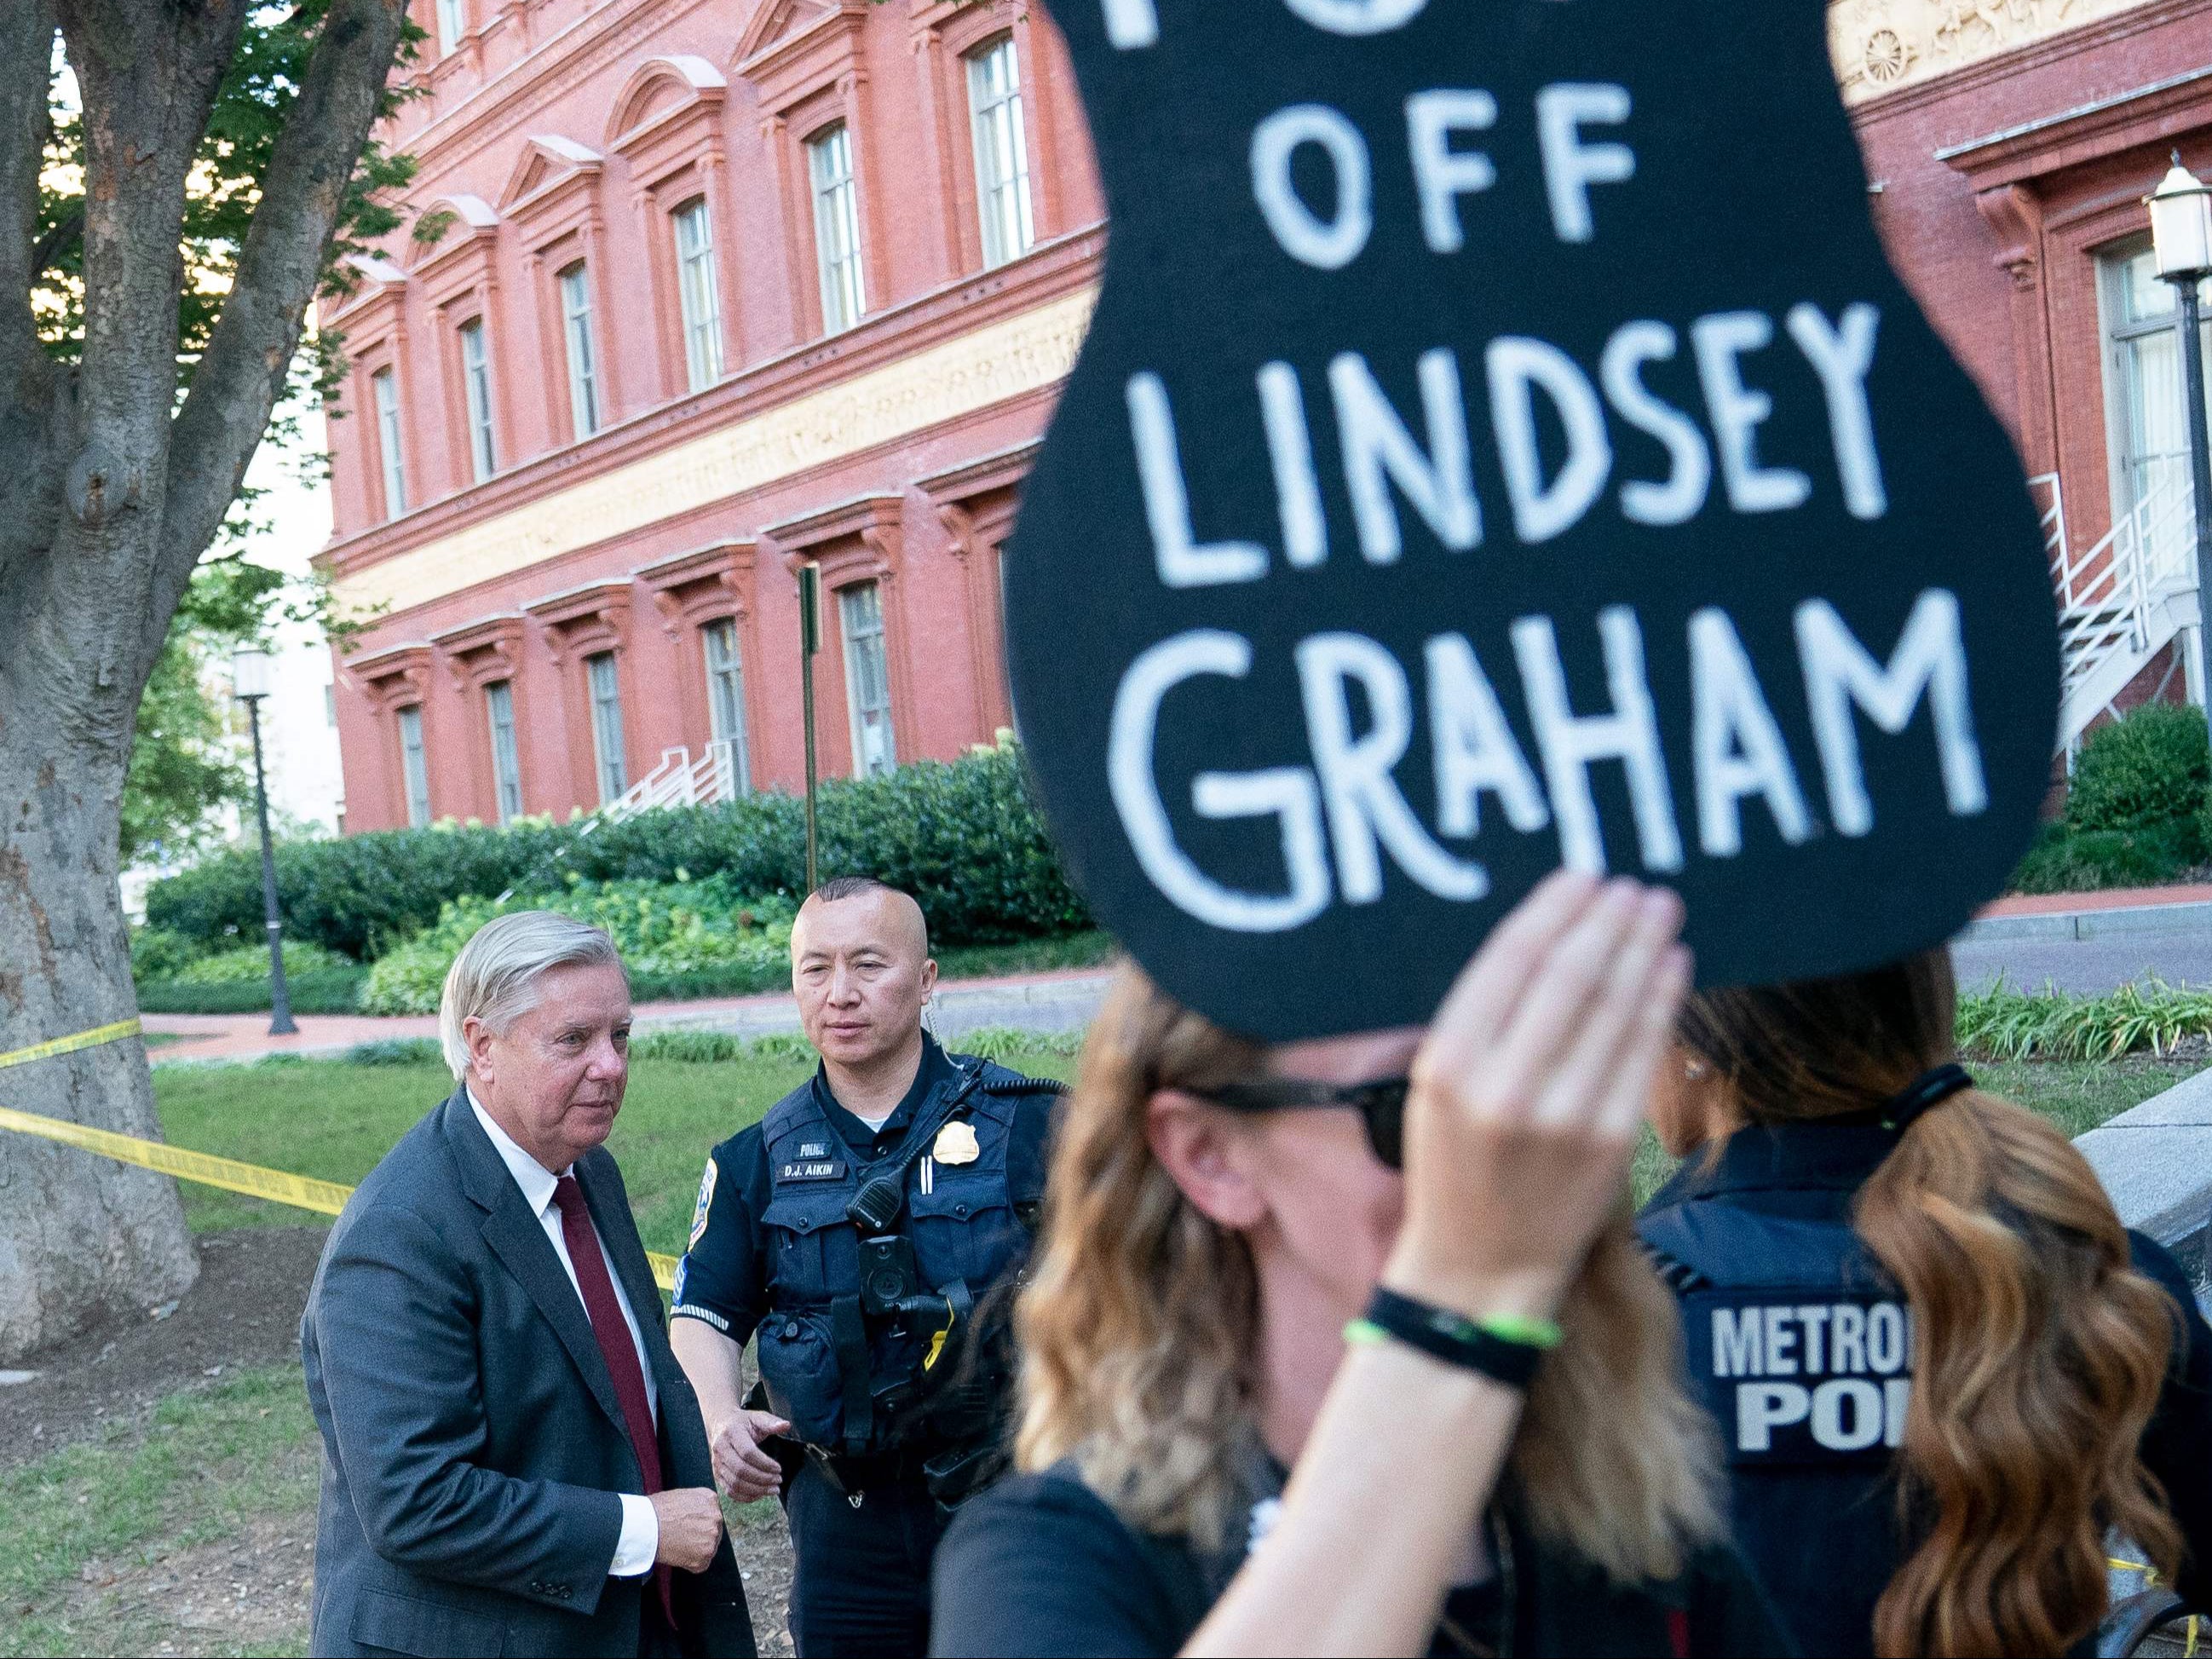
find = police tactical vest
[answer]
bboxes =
[1637,1201,1913,1468]
[753,1058,1036,1456]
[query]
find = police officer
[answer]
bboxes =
[669,876,1061,1659]
[1638,953,2212,1657]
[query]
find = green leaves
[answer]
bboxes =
[1957,977,2212,1061]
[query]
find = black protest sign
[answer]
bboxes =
[1005,0,2061,1041]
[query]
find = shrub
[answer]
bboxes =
[168,940,356,985]
[145,740,1088,958]
[129,926,205,982]
[2065,702,2210,849]
[348,1037,446,1067]
[133,968,366,1017]
[2008,821,2198,895]
[1958,977,2212,1060]
[360,878,798,1016]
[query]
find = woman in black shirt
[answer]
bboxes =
[932,873,1789,1656]
[1639,950,2212,1656]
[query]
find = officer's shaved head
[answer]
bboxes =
[792,878,937,1073]
[800,875,929,957]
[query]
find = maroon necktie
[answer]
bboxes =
[552,1175,676,1627]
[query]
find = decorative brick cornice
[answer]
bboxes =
[761,492,904,586]
[738,0,870,120]
[345,642,437,714]
[607,54,729,188]
[638,539,760,637]
[431,612,527,689]
[500,135,606,251]
[525,577,635,665]
[409,194,503,313]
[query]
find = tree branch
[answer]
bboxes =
[157,0,410,636]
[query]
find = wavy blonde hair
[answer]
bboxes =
[1682,951,2180,1656]
[1015,966,1723,1583]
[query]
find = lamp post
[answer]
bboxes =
[2147,153,2212,718]
[230,646,297,1037]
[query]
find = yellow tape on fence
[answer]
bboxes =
[0,1098,682,1292]
[0,1017,142,1071]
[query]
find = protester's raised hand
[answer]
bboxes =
[1388,871,1690,1322]
[708,1408,792,1503]
[650,1486,726,1574]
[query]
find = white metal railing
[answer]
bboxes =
[600,740,744,821]
[2048,470,2200,752]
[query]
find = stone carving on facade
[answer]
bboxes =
[1829,0,2140,102]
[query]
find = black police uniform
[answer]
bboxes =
[671,1033,1060,1659]
[1639,1118,2212,1658]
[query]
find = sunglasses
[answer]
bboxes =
[1199,1076,1410,1169]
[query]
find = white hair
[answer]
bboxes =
[438,910,626,1078]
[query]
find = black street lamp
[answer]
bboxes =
[231,645,297,1037]
[2146,153,2212,717]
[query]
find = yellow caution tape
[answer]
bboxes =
[0,1017,143,1071]
[0,1096,682,1292]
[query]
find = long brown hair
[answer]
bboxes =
[1016,965,1722,1584]
[1680,951,2180,1657]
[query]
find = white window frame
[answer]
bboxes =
[486,679,524,824]
[398,705,433,828]
[673,199,724,392]
[372,367,407,520]
[435,0,465,54]
[702,619,752,794]
[966,37,1035,270]
[558,264,602,439]
[587,651,629,803]
[838,582,896,779]
[2100,239,2211,526]
[808,124,867,336]
[458,319,497,482]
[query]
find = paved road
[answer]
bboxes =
[1950,926,2212,996]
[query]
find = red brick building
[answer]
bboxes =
[1834,0,2212,749]
[322,0,2212,831]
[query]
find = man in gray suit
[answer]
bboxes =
[302,912,755,1658]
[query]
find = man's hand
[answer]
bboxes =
[650,1488,725,1575]
[709,1408,794,1502]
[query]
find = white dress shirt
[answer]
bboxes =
[468,1091,660,1579]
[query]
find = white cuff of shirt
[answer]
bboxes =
[611,1493,660,1578]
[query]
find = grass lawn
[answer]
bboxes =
[0,1365,318,1659]
[153,1046,1080,1252]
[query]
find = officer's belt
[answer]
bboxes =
[805,1443,937,1495]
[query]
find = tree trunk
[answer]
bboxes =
[0,695,197,1359]
[0,0,410,1363]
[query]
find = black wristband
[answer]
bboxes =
[1357,1287,1549,1390]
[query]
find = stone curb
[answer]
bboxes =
[1960,899,2212,944]
[2077,1066,2212,1293]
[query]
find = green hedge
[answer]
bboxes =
[133,968,368,1016]
[359,878,796,1015]
[144,740,1086,959]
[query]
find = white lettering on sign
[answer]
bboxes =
[1798,590,1987,838]
[1282,0,1431,34]
[1405,90,1499,255]
[1689,608,1814,858]
[1123,305,1890,588]
[1251,105,1374,271]
[1127,373,1270,589]
[1512,607,1683,875]
[1109,631,1333,931]
[1534,84,1636,244]
[1103,591,1984,925]
[1098,0,1160,49]
[1330,349,1482,562]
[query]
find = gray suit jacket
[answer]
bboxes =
[302,1091,755,1658]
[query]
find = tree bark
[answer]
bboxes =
[0,0,408,1362]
